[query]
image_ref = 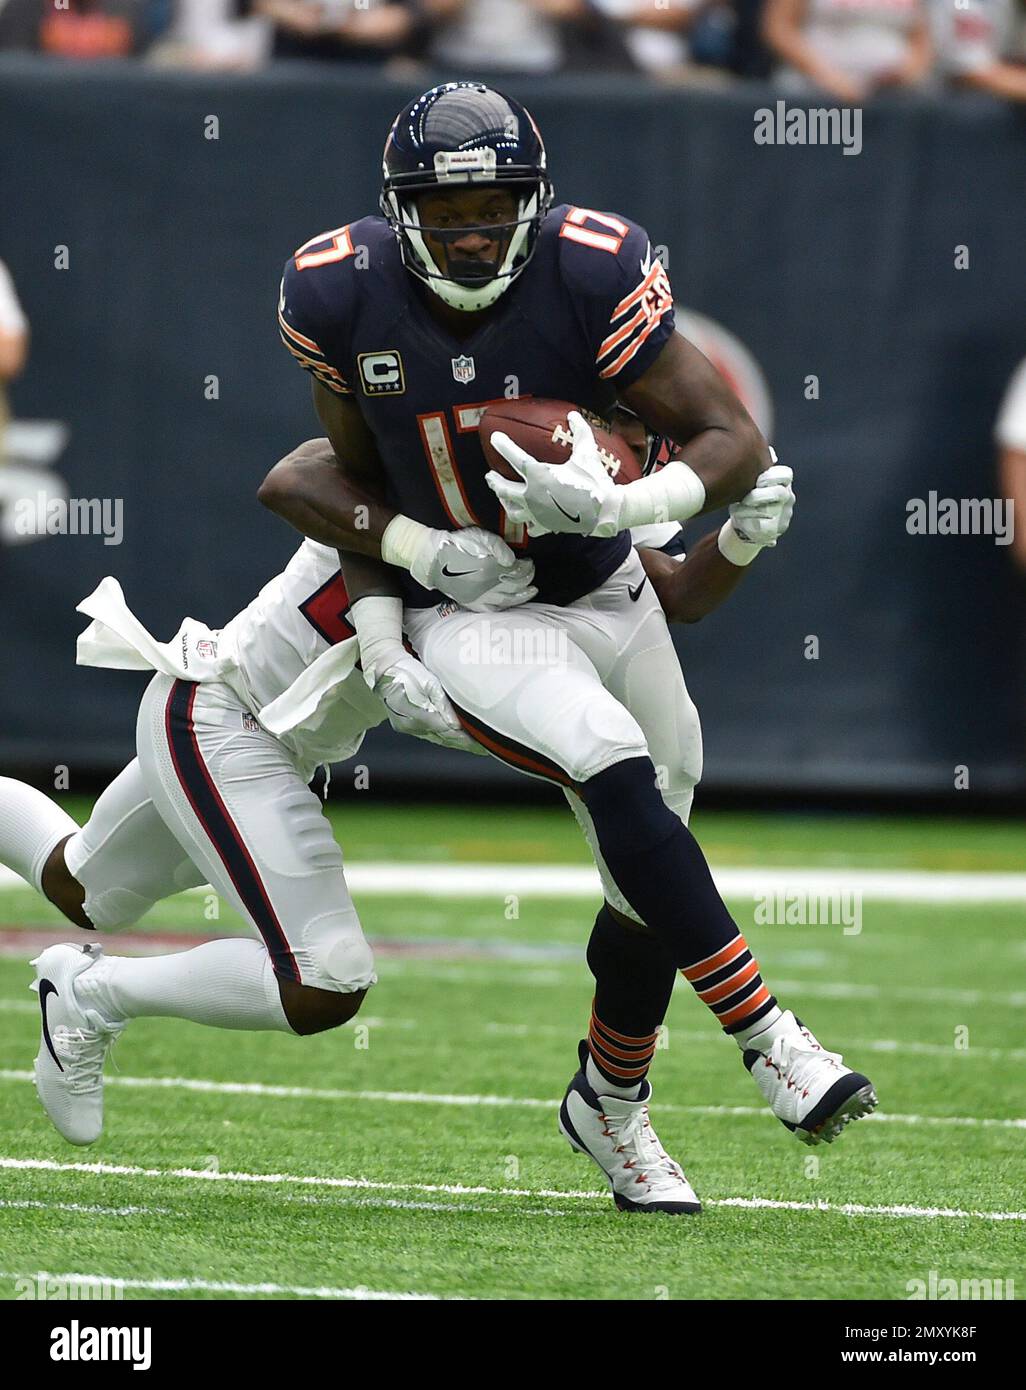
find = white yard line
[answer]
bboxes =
[0,1200,166,1217]
[0,1269,452,1300]
[3,861,1026,902]
[1,1157,1022,1224]
[1,1068,1023,1130]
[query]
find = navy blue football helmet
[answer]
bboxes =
[381,82,553,312]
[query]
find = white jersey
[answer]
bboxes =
[218,538,386,770]
[0,259,27,335]
[781,0,922,85]
[931,0,1026,74]
[77,538,385,776]
[220,539,352,713]
[996,356,1026,453]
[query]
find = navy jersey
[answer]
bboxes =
[278,204,675,607]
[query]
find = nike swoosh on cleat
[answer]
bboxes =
[553,499,582,525]
[629,578,648,602]
[38,979,63,1073]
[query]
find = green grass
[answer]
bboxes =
[0,806,1023,1300]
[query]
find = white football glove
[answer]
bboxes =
[486,411,622,537]
[414,527,537,611]
[382,517,536,611]
[372,651,482,754]
[719,463,795,566]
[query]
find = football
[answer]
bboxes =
[479,398,642,485]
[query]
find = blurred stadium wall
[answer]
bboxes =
[1,57,1024,796]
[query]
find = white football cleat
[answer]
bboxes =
[29,943,124,1145]
[744,1010,877,1145]
[559,1043,701,1214]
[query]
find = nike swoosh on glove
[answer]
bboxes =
[486,411,623,537]
[410,526,537,610]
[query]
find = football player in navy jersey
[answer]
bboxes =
[264,81,877,1214]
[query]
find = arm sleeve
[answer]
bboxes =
[560,209,675,389]
[630,522,686,555]
[277,231,356,398]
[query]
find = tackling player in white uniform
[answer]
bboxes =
[0,435,792,1218]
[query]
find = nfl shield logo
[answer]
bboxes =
[451,354,475,385]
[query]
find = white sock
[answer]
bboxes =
[75,939,294,1033]
[586,1054,643,1100]
[0,777,79,892]
[734,1004,787,1052]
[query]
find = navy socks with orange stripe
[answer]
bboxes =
[580,758,781,1046]
[585,905,676,1096]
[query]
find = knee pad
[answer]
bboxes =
[300,907,377,993]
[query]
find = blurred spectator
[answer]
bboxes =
[150,1,272,69]
[997,356,1026,573]
[0,258,29,464]
[931,0,1026,101]
[35,0,152,57]
[255,0,414,62]
[425,0,576,71]
[762,0,933,101]
[589,0,733,79]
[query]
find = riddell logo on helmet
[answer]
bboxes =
[434,148,497,182]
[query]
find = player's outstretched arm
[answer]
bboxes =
[640,535,746,624]
[258,384,536,610]
[257,392,396,556]
[640,464,795,623]
[621,332,771,512]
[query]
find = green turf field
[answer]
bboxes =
[0,803,1023,1301]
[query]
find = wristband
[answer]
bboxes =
[617,460,707,529]
[717,519,762,567]
[380,513,432,573]
[350,594,404,688]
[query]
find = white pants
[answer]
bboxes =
[405,551,704,922]
[65,673,375,995]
